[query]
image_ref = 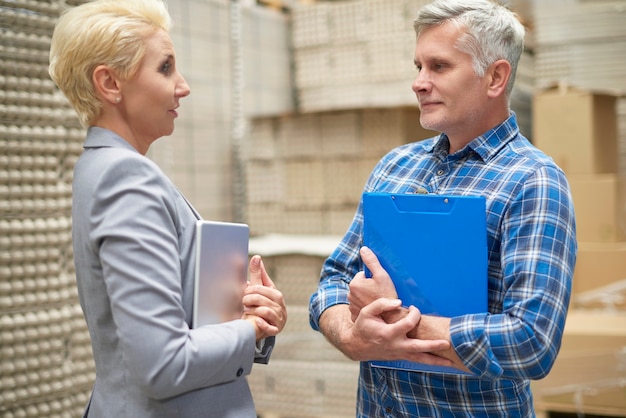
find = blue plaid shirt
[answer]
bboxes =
[309,114,577,417]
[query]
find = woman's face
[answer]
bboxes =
[118,29,190,153]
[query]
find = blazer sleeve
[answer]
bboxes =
[87,149,257,400]
[254,336,275,364]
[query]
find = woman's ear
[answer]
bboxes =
[92,65,121,105]
[486,59,511,98]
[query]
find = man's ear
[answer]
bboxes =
[486,59,511,98]
[92,65,121,104]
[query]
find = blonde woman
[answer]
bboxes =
[49,1,286,416]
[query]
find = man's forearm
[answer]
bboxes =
[318,304,355,359]
[384,307,470,373]
[415,315,470,373]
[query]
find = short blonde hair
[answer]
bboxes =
[49,0,172,127]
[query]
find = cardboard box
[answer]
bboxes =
[562,310,626,348]
[532,310,626,416]
[568,174,626,242]
[533,85,618,175]
[573,242,626,296]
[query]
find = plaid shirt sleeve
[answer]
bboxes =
[450,163,577,380]
[308,217,362,330]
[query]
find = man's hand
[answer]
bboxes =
[242,255,287,341]
[333,246,471,371]
[320,303,452,366]
[349,246,402,323]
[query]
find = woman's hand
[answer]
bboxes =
[242,255,287,341]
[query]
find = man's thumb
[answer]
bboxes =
[360,246,384,278]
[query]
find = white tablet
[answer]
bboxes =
[192,220,249,328]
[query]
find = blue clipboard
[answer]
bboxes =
[362,192,488,374]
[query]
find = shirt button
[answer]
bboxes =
[236,367,244,377]
[437,169,445,175]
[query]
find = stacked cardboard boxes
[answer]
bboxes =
[148,1,294,221]
[533,85,625,245]
[532,311,626,417]
[532,85,626,416]
[533,5,626,412]
[245,9,439,413]
[246,252,361,418]
[244,107,437,418]
[292,0,427,112]
[533,0,626,175]
[243,107,436,237]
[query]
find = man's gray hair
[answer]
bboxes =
[414,0,525,97]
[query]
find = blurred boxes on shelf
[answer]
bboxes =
[568,174,626,243]
[247,235,359,418]
[534,0,626,94]
[243,107,437,237]
[574,243,626,296]
[525,7,626,411]
[261,254,326,306]
[250,359,360,418]
[532,85,619,176]
[247,235,340,304]
[532,85,626,295]
[532,78,626,418]
[290,0,534,130]
[533,0,626,176]
[532,310,626,416]
[533,87,625,413]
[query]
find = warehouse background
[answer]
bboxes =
[1,0,625,417]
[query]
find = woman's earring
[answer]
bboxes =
[115,96,121,103]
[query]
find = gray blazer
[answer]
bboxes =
[72,127,272,417]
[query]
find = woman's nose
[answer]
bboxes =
[177,73,191,97]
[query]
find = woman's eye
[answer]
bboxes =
[160,62,172,74]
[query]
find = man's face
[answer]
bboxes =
[412,22,490,144]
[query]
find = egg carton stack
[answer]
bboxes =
[0,1,95,417]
